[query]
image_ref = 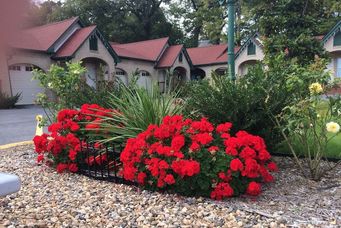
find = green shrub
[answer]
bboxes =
[0,92,21,109]
[34,62,120,123]
[183,54,330,149]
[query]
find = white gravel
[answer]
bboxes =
[0,145,339,227]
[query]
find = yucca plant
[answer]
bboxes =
[96,81,184,144]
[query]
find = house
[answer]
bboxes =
[322,20,341,78]
[111,38,193,92]
[187,33,264,79]
[1,17,119,105]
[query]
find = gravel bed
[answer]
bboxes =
[0,145,340,227]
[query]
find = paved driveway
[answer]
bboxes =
[0,106,45,145]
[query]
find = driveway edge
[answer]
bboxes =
[0,141,33,150]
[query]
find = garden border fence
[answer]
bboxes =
[77,141,137,186]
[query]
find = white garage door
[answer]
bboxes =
[9,64,44,105]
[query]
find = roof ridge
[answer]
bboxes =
[24,17,79,31]
[187,43,227,50]
[116,37,169,46]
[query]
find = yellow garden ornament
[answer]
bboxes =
[35,115,43,136]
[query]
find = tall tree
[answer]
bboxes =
[30,0,184,44]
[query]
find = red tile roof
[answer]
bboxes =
[55,25,96,58]
[10,17,79,51]
[187,44,240,66]
[157,45,183,68]
[111,37,169,61]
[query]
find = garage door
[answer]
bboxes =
[9,64,44,105]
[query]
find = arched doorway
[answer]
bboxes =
[214,67,227,76]
[81,57,109,88]
[238,60,258,76]
[9,63,44,105]
[115,68,128,86]
[137,70,152,90]
[191,68,206,80]
[172,67,187,90]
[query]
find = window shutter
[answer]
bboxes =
[247,42,256,55]
[334,31,341,46]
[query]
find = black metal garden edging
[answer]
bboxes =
[77,141,137,186]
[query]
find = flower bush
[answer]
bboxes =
[33,104,113,173]
[120,115,278,199]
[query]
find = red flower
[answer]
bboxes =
[171,135,185,151]
[210,182,234,200]
[267,162,278,172]
[230,158,243,172]
[171,160,200,177]
[33,134,48,153]
[69,163,78,173]
[258,149,271,161]
[36,154,44,163]
[164,174,175,185]
[69,149,77,161]
[189,142,200,152]
[242,159,259,178]
[137,172,147,185]
[192,133,213,145]
[56,163,68,173]
[208,146,219,154]
[216,123,232,134]
[246,181,261,196]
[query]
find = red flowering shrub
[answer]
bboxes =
[120,115,278,199]
[33,104,112,173]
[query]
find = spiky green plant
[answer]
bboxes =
[96,81,184,144]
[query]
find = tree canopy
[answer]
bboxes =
[29,0,341,63]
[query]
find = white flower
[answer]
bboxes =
[47,82,53,88]
[73,70,80,74]
[326,122,340,133]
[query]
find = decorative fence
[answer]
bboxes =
[77,142,136,186]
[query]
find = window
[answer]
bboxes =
[179,52,183,63]
[25,66,33,71]
[334,31,341,46]
[158,74,166,93]
[247,42,256,55]
[115,69,126,76]
[89,35,98,51]
[337,58,341,78]
[9,65,21,71]
[140,71,150,77]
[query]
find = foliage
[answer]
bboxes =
[120,115,278,199]
[32,104,113,173]
[271,82,341,181]
[96,82,184,144]
[30,0,184,44]
[183,53,330,149]
[34,62,118,123]
[0,92,21,109]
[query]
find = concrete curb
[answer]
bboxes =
[0,141,33,150]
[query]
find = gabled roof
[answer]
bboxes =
[235,33,262,59]
[322,20,341,44]
[111,37,169,62]
[187,44,240,66]
[55,25,96,58]
[10,17,80,52]
[157,45,183,68]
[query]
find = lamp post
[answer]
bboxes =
[220,0,236,81]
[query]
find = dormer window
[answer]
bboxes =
[89,35,98,51]
[179,52,183,63]
[334,31,341,46]
[247,42,256,55]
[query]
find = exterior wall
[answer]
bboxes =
[115,58,157,82]
[195,64,227,79]
[73,34,116,80]
[324,36,341,79]
[0,53,10,94]
[169,51,191,81]
[324,36,341,53]
[7,50,52,72]
[235,43,264,76]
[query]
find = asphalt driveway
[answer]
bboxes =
[0,106,45,145]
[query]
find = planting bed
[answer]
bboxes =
[0,145,340,227]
